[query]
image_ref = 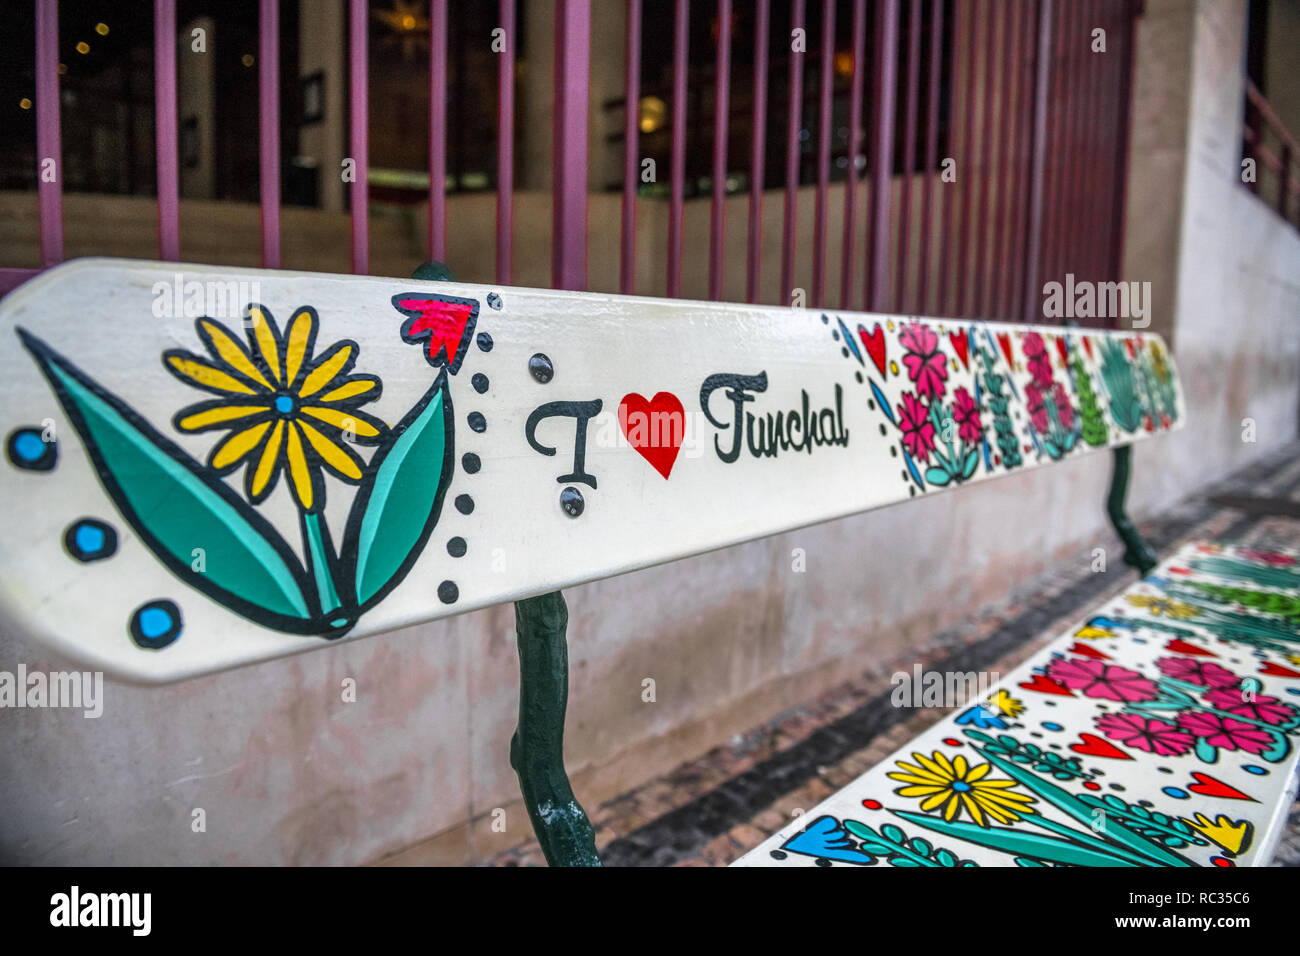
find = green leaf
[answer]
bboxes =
[345,374,453,608]
[925,467,952,486]
[892,810,1140,867]
[961,447,979,479]
[21,330,315,629]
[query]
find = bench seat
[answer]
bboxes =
[734,541,1300,868]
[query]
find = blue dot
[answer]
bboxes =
[1161,787,1189,800]
[129,600,182,650]
[64,518,117,562]
[15,432,43,460]
[1287,688,1300,696]
[75,524,105,553]
[1132,638,1147,645]
[1041,722,1063,731]
[1242,765,1268,775]
[275,395,294,413]
[7,427,57,471]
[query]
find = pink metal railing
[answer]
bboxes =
[15,0,1142,329]
[1243,79,1300,230]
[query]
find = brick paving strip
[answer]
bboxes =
[490,445,1300,867]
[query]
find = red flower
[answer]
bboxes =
[899,323,949,401]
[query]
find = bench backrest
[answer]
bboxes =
[0,259,1183,682]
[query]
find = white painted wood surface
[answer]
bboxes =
[0,259,1183,682]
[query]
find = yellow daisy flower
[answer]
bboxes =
[1126,594,1198,619]
[163,306,387,513]
[887,750,1036,827]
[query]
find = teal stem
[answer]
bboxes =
[511,592,602,866]
[1107,445,1157,576]
[301,510,346,624]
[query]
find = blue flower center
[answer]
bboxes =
[274,394,295,415]
[951,781,972,792]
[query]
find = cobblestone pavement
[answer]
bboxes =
[490,445,1300,867]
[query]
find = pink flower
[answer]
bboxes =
[1204,689,1298,727]
[1050,382,1075,431]
[1045,657,1159,703]
[1026,383,1048,435]
[1155,657,1241,689]
[897,391,936,463]
[1175,712,1273,754]
[899,323,949,400]
[1095,713,1196,756]
[952,387,983,445]
[1022,333,1054,389]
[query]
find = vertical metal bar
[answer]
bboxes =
[553,0,591,291]
[155,0,180,261]
[1089,0,1117,288]
[429,0,448,265]
[497,0,515,284]
[1007,0,1036,320]
[937,0,959,315]
[839,0,866,309]
[709,0,733,301]
[1107,445,1156,576]
[621,0,642,295]
[349,0,369,274]
[35,0,63,267]
[971,0,1002,318]
[1041,1,1068,300]
[1107,0,1139,314]
[865,0,899,312]
[952,0,978,316]
[987,0,1016,317]
[1022,0,1054,322]
[894,0,921,312]
[917,0,942,314]
[781,0,806,306]
[259,0,281,269]
[668,0,689,297]
[747,0,770,303]
[812,0,835,307]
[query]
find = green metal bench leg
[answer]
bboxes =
[510,591,602,867]
[414,260,599,866]
[1106,445,1156,577]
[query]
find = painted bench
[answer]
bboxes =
[0,257,1203,866]
[735,541,1300,868]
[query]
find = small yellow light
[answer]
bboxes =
[95,22,109,36]
[19,97,32,110]
[401,14,416,30]
[58,63,67,75]
[242,53,255,67]
[834,50,853,77]
[76,41,90,54]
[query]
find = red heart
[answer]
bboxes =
[1068,642,1111,660]
[996,332,1014,368]
[1070,733,1133,760]
[1054,336,1069,368]
[858,323,888,377]
[1165,638,1217,657]
[948,330,969,369]
[1018,673,1074,696]
[1188,772,1256,802]
[1125,338,1136,359]
[618,392,685,479]
[1082,336,1094,360]
[1260,661,1300,679]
